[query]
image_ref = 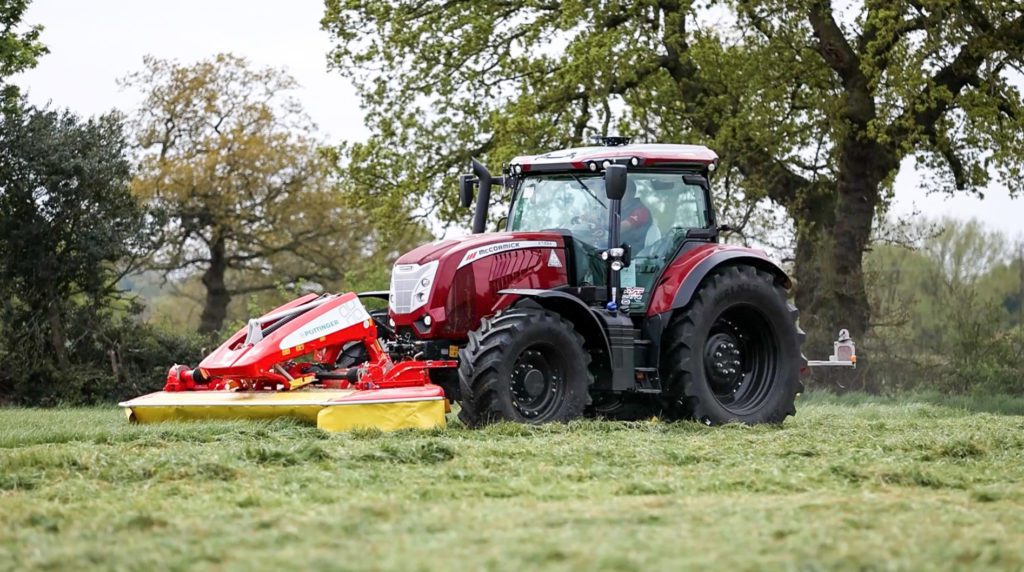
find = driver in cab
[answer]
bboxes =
[620,179,652,251]
[570,178,652,251]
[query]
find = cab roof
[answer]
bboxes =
[508,143,718,174]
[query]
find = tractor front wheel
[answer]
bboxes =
[458,308,593,427]
[661,265,803,425]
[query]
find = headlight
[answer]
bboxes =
[389,260,440,314]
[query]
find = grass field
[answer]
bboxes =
[1,392,1023,571]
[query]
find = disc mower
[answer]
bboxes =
[121,138,854,431]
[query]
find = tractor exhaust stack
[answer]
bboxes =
[470,157,492,234]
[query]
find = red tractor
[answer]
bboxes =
[126,138,808,429]
[376,137,804,426]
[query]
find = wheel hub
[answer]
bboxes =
[697,305,781,416]
[704,332,744,391]
[521,369,546,395]
[510,349,560,418]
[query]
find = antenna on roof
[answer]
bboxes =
[590,135,632,147]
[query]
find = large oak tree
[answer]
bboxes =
[127,54,375,333]
[323,0,1023,358]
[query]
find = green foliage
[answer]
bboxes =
[0,107,146,311]
[0,315,210,405]
[0,105,134,367]
[862,218,1024,394]
[0,0,47,113]
[321,0,1024,211]
[0,103,207,404]
[2,395,1024,569]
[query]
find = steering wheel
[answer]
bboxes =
[570,215,607,243]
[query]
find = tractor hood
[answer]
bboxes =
[397,239,461,265]
[389,231,572,338]
[395,231,566,266]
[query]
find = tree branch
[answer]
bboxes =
[890,13,1024,146]
[807,0,874,124]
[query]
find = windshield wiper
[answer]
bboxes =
[570,175,607,209]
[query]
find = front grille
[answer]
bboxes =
[389,261,437,314]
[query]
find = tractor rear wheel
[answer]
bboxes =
[457,308,593,428]
[661,265,803,425]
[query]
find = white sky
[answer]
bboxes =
[12,0,1023,240]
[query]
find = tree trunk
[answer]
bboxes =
[790,191,837,360]
[46,301,70,369]
[199,235,231,334]
[829,139,891,340]
[793,137,897,390]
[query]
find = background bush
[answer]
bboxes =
[808,218,1024,396]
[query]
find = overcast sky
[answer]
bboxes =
[12,0,1022,239]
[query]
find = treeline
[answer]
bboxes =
[862,220,1024,395]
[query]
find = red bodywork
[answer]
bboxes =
[645,243,773,316]
[388,229,779,341]
[164,292,455,392]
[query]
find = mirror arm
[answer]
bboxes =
[606,199,622,307]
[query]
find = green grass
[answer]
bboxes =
[1,393,1023,571]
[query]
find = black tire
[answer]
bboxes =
[661,265,804,425]
[587,393,662,421]
[457,307,593,428]
[335,341,368,369]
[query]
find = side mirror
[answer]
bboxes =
[605,164,627,200]
[458,174,475,208]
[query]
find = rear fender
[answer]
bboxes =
[498,288,612,376]
[670,251,791,311]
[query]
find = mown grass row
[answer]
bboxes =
[1,392,1022,571]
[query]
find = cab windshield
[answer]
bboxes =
[508,174,610,247]
[508,172,709,308]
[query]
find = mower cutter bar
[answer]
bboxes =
[119,385,450,432]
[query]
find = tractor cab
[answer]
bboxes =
[505,169,712,310]
[445,139,803,425]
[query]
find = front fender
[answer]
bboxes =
[498,288,612,367]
